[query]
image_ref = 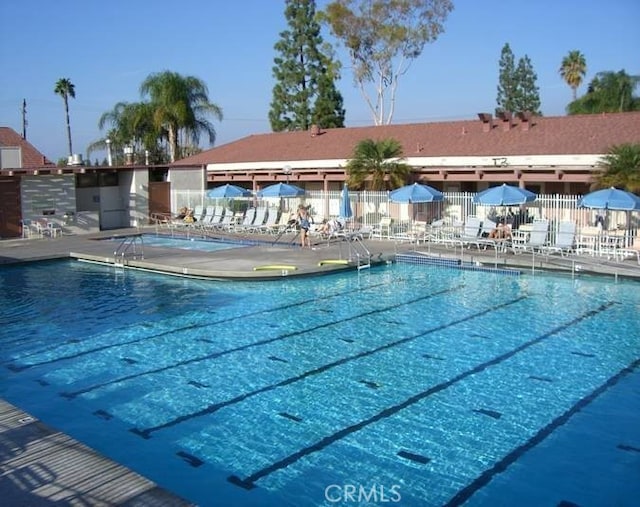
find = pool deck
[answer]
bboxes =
[1,228,639,506]
[1,226,639,280]
[0,399,193,506]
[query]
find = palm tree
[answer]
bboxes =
[92,101,162,163]
[559,50,587,101]
[139,71,223,162]
[346,138,411,191]
[593,143,640,193]
[54,78,76,156]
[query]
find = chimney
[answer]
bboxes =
[310,124,320,136]
[477,113,493,132]
[517,111,533,131]
[496,111,513,131]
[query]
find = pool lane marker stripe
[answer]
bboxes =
[445,355,640,507]
[62,285,464,400]
[129,294,523,440]
[6,278,397,371]
[226,302,614,491]
[397,450,431,465]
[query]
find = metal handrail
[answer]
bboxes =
[114,235,144,263]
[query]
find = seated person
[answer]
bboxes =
[317,218,341,236]
[176,206,188,219]
[183,208,196,223]
[488,222,512,239]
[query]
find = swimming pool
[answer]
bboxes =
[1,260,638,506]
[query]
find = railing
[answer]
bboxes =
[348,235,371,270]
[114,235,144,264]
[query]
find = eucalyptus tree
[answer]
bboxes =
[54,78,76,156]
[559,50,587,101]
[594,143,640,193]
[140,71,223,162]
[269,0,344,132]
[346,138,411,190]
[320,0,453,125]
[567,70,640,114]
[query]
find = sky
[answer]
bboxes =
[1,0,639,164]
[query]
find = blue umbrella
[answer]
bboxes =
[206,184,252,199]
[577,187,640,210]
[389,183,444,203]
[473,183,537,206]
[258,182,305,198]
[339,184,353,219]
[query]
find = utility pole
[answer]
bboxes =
[22,99,27,139]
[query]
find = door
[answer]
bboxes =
[0,179,21,238]
[148,181,171,224]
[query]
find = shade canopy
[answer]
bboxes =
[389,183,445,203]
[257,182,306,198]
[339,184,353,219]
[577,187,640,211]
[206,184,252,199]
[473,184,537,206]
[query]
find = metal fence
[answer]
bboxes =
[171,189,638,238]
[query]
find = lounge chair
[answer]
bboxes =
[198,206,216,228]
[213,208,235,231]
[232,207,257,232]
[540,220,576,257]
[512,219,549,254]
[456,216,483,248]
[254,208,279,233]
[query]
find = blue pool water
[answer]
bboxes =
[0,260,639,506]
[106,233,254,252]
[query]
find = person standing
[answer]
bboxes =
[297,205,312,248]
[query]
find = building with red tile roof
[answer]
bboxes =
[175,111,640,195]
[0,127,54,169]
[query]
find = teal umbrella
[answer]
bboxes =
[339,184,353,219]
[473,184,537,206]
[206,184,252,199]
[258,183,305,198]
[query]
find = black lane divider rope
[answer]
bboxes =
[6,278,399,371]
[130,294,523,439]
[445,355,640,507]
[62,285,464,400]
[226,301,614,491]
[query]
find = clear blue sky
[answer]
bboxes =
[1,0,638,163]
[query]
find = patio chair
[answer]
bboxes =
[512,219,549,254]
[540,220,576,257]
[371,217,393,239]
[616,237,640,265]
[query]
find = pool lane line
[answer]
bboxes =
[226,301,615,491]
[5,277,402,371]
[61,285,465,400]
[444,355,640,507]
[129,295,525,439]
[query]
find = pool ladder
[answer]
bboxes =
[348,235,371,270]
[114,235,144,266]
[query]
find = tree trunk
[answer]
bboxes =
[64,97,73,156]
